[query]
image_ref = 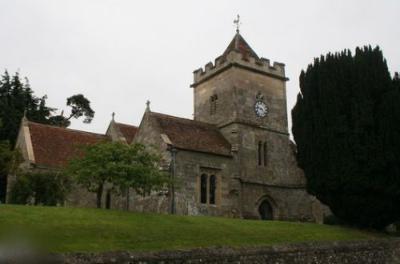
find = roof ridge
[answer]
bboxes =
[27,121,107,138]
[149,111,218,128]
[114,122,138,128]
[149,111,231,156]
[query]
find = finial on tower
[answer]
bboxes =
[233,14,241,33]
[145,100,151,112]
[112,112,115,121]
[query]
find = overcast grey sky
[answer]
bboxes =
[0,0,399,134]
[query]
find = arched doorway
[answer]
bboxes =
[258,200,273,220]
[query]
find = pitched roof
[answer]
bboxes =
[149,112,231,156]
[27,121,108,168]
[114,122,138,144]
[221,32,259,61]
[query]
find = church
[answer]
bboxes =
[10,30,328,222]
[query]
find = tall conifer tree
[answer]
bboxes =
[0,71,52,146]
[292,46,400,228]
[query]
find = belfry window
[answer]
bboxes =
[258,141,268,167]
[210,94,218,115]
[263,142,268,166]
[258,141,262,166]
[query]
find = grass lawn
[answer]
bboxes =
[0,205,385,253]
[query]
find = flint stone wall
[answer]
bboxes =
[59,239,400,264]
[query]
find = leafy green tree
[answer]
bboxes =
[66,142,168,209]
[292,46,400,229]
[49,94,95,127]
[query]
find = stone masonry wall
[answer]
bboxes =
[172,150,237,217]
[57,239,400,264]
[194,67,288,133]
[240,183,328,222]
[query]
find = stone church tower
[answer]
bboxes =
[190,32,321,220]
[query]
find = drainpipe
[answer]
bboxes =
[168,146,177,214]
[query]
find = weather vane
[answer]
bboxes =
[233,14,241,33]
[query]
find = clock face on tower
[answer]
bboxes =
[255,101,268,117]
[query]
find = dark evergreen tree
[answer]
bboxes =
[0,70,96,202]
[292,46,400,229]
[0,71,53,202]
[0,71,95,140]
[0,71,53,146]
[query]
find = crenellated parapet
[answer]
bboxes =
[192,50,287,87]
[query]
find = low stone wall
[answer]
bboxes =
[57,239,400,264]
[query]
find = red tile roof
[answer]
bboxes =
[222,33,259,61]
[114,122,138,144]
[28,121,108,168]
[150,112,231,156]
[25,112,231,168]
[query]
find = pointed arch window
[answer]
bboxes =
[200,174,207,204]
[209,175,216,205]
[199,173,218,205]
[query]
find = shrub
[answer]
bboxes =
[9,171,71,206]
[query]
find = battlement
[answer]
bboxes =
[192,50,287,87]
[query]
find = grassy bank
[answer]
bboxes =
[0,205,384,253]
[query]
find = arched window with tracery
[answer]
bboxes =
[209,175,216,204]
